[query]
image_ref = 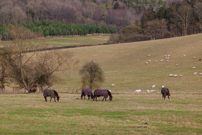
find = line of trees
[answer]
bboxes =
[0,20,117,40]
[109,0,202,43]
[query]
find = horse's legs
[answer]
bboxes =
[50,97,52,102]
[88,95,90,100]
[44,96,47,102]
[54,97,56,102]
[102,97,105,101]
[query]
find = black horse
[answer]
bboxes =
[93,89,113,101]
[81,88,94,100]
[43,89,60,102]
[161,87,170,100]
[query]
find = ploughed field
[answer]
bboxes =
[1,34,202,134]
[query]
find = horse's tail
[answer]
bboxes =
[91,92,94,99]
[167,88,170,96]
[54,90,59,98]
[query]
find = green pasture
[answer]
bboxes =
[1,33,202,134]
[0,93,202,135]
[41,34,110,47]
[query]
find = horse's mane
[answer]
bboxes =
[54,90,59,98]
[107,90,112,98]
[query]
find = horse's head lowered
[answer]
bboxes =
[57,96,60,102]
[108,90,113,101]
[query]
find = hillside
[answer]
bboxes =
[53,33,202,93]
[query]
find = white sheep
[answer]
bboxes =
[174,74,178,77]
[192,67,196,69]
[199,73,202,76]
[183,54,186,56]
[146,90,150,93]
[145,62,148,65]
[176,64,178,66]
[111,84,115,87]
[194,72,197,75]
[150,90,156,93]
[160,59,164,62]
[169,74,174,77]
[179,74,182,77]
[135,89,141,93]
[152,85,155,88]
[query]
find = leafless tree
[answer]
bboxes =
[0,40,74,93]
[171,3,193,36]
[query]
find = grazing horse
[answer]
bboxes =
[93,89,113,101]
[161,87,170,100]
[43,89,60,102]
[81,88,94,100]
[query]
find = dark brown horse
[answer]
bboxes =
[81,88,94,100]
[93,89,113,101]
[161,87,170,100]
[43,89,60,102]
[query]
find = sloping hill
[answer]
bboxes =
[54,33,202,93]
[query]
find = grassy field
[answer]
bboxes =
[1,34,202,134]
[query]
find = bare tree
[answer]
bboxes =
[171,3,193,35]
[194,2,202,32]
[0,40,74,93]
[79,61,104,90]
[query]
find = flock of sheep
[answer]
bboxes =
[145,53,202,77]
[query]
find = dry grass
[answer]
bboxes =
[1,34,202,134]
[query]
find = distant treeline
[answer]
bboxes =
[0,20,117,40]
[109,0,202,43]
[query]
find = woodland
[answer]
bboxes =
[0,0,202,42]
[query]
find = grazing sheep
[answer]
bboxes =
[194,72,197,75]
[179,74,182,77]
[135,89,141,93]
[199,73,202,76]
[160,59,164,62]
[111,84,115,87]
[192,67,196,69]
[152,85,155,88]
[148,54,151,57]
[145,62,148,65]
[183,54,186,56]
[169,74,174,77]
[147,90,156,93]
[193,56,196,59]
[176,64,178,66]
[174,74,177,77]
[150,90,156,93]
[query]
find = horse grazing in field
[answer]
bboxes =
[93,89,113,101]
[161,87,170,100]
[43,89,60,102]
[81,88,94,100]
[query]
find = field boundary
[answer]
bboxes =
[24,43,111,53]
